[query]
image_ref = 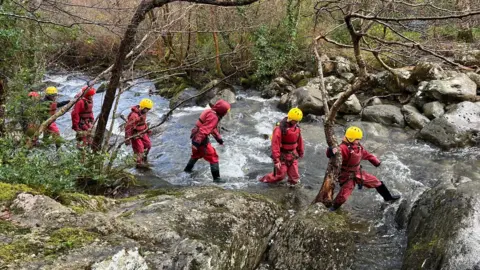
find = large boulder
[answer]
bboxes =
[403,181,480,270]
[402,105,430,130]
[169,87,198,109]
[422,101,445,119]
[210,88,236,105]
[466,72,480,94]
[324,76,350,95]
[261,77,295,99]
[278,79,326,115]
[4,188,282,269]
[373,70,413,94]
[419,101,480,149]
[268,204,357,269]
[333,56,352,74]
[422,72,477,103]
[410,62,444,83]
[330,92,362,114]
[362,105,406,127]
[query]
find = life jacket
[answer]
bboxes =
[190,109,218,145]
[79,98,94,122]
[128,105,148,132]
[340,141,363,173]
[276,118,301,152]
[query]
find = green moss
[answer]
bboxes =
[57,192,109,212]
[0,239,40,263]
[0,220,30,235]
[0,182,34,205]
[144,188,184,198]
[45,227,98,254]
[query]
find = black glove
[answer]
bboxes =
[375,162,381,167]
[217,138,224,145]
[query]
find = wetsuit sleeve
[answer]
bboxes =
[362,147,381,166]
[71,99,83,131]
[125,113,139,139]
[327,144,349,160]
[192,111,219,146]
[211,126,222,143]
[296,131,304,158]
[57,100,70,108]
[271,127,282,163]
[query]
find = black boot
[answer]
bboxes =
[184,158,198,173]
[376,182,401,201]
[329,201,342,211]
[210,163,226,183]
[143,149,150,163]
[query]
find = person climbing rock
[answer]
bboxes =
[71,86,96,148]
[125,98,153,168]
[184,99,231,183]
[259,108,304,187]
[327,126,401,211]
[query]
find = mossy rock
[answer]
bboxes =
[0,220,30,236]
[57,192,113,213]
[44,227,98,255]
[0,182,34,206]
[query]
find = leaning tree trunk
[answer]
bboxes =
[0,79,5,137]
[92,0,259,152]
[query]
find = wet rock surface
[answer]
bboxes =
[362,104,406,127]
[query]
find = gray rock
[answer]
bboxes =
[339,72,355,83]
[403,181,480,270]
[289,71,312,84]
[423,101,445,119]
[268,204,357,269]
[371,97,382,105]
[423,72,477,103]
[362,105,405,127]
[261,77,295,99]
[210,88,236,105]
[330,92,362,114]
[320,54,335,75]
[454,50,480,66]
[466,72,480,93]
[92,248,148,270]
[410,62,444,83]
[402,105,430,130]
[169,87,198,109]
[324,76,349,95]
[373,70,412,94]
[278,79,326,115]
[334,56,351,74]
[419,101,480,149]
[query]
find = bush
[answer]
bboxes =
[0,139,135,196]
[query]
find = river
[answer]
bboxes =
[45,73,480,270]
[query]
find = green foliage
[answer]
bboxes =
[252,0,300,83]
[0,140,135,196]
[330,27,352,45]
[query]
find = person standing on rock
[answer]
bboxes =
[259,108,304,187]
[125,98,154,168]
[184,99,231,183]
[327,126,400,211]
[71,86,96,148]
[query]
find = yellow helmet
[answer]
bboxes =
[287,107,303,122]
[139,98,154,110]
[45,86,58,95]
[345,126,363,142]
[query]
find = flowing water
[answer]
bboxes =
[45,73,480,269]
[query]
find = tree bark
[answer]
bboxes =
[92,0,259,152]
[0,79,5,137]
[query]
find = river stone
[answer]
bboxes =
[423,101,445,119]
[362,105,405,127]
[419,101,480,149]
[261,78,295,99]
[402,105,430,130]
[289,71,312,84]
[92,248,148,270]
[324,75,349,95]
[373,70,412,94]
[422,72,477,103]
[268,204,356,269]
[410,62,444,83]
[403,181,480,270]
[454,49,480,66]
[210,88,236,105]
[466,72,480,93]
[330,92,362,114]
[334,56,351,74]
[277,80,325,115]
[339,72,355,83]
[169,87,198,109]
